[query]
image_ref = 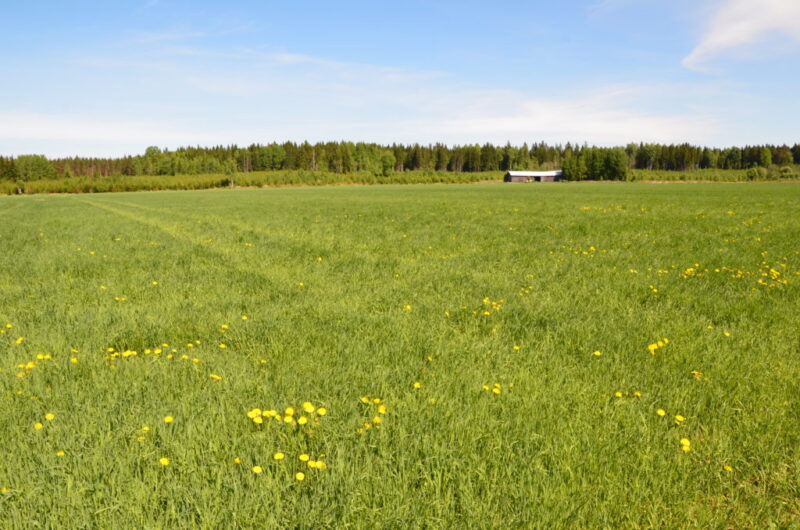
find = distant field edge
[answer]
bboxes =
[1,170,799,196]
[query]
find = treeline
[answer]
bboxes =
[1,141,799,183]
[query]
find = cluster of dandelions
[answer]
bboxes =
[249,451,329,482]
[647,337,670,355]
[356,396,387,434]
[482,382,511,395]
[247,402,327,432]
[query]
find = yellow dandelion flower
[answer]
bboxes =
[657,409,666,416]
[233,457,241,465]
[482,385,490,391]
[283,416,294,424]
[70,357,78,364]
[614,391,623,398]
[316,407,327,416]
[55,450,65,457]
[681,445,691,453]
[723,465,733,472]
[723,331,731,337]
[360,396,370,403]
[163,416,174,423]
[253,416,264,424]
[298,416,308,425]
[377,405,387,415]
[295,472,305,481]
[209,374,223,381]
[633,391,642,398]
[273,452,285,460]
[372,398,381,404]
[299,454,310,462]
[372,416,382,424]
[513,345,520,351]
[492,387,501,395]
[412,382,422,389]
[316,461,328,470]
[14,337,24,344]
[241,315,248,320]
[159,457,170,466]
[44,413,55,421]
[219,344,226,349]
[403,305,412,311]
[307,460,318,469]
[302,402,314,413]
[675,414,685,423]
[33,422,43,430]
[284,407,295,416]
[252,466,263,474]
[680,438,691,446]
[593,350,602,357]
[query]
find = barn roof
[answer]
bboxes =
[506,170,563,177]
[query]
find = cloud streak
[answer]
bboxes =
[683,0,800,70]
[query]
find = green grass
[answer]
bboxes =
[1,182,798,527]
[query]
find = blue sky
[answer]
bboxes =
[1,0,798,157]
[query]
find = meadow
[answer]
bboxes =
[0,182,798,527]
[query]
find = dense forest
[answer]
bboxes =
[1,141,799,184]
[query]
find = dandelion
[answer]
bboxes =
[44,413,55,421]
[241,315,248,320]
[219,344,227,349]
[302,402,315,413]
[412,382,422,390]
[209,374,223,381]
[298,416,308,425]
[233,457,241,465]
[513,345,520,351]
[299,454,310,462]
[285,407,295,416]
[492,387,501,395]
[163,416,174,423]
[614,391,623,398]
[159,457,170,466]
[33,422,43,430]
[55,450,65,457]
[723,465,733,472]
[273,452,285,460]
[252,466,263,474]
[656,409,666,416]
[403,305,412,312]
[377,405,387,415]
[316,407,327,416]
[295,472,305,481]
[593,350,602,357]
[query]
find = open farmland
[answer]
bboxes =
[1,183,799,527]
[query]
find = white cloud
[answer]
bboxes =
[683,0,800,70]
[0,80,719,157]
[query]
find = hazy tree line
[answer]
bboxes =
[1,141,799,182]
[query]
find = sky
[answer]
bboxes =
[0,0,798,157]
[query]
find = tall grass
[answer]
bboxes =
[0,183,798,526]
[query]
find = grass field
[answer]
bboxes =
[1,183,799,527]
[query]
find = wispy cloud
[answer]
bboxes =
[683,0,800,71]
